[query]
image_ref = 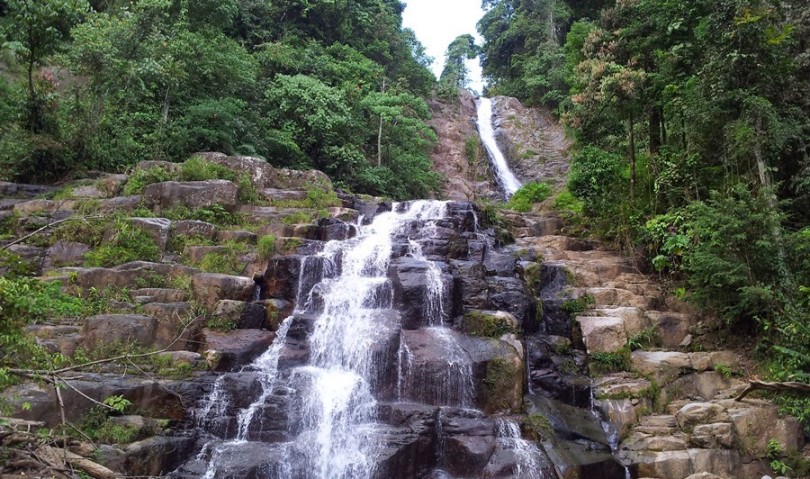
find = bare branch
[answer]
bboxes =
[735,379,810,401]
[2,215,103,250]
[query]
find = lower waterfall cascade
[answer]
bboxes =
[165,195,629,479]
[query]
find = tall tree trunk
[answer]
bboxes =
[649,107,661,155]
[660,107,667,146]
[754,114,790,284]
[377,78,386,167]
[629,112,636,198]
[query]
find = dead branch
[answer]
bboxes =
[9,317,195,378]
[735,379,810,401]
[2,215,103,250]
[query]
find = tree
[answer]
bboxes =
[4,0,89,132]
[439,34,479,89]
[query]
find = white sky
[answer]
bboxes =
[401,0,485,94]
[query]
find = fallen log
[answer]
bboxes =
[735,379,810,401]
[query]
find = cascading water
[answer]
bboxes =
[496,418,545,479]
[476,97,522,197]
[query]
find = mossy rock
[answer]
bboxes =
[462,310,519,338]
[482,355,524,413]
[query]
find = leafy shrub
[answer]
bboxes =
[590,349,630,372]
[257,235,276,260]
[0,278,84,383]
[191,242,248,275]
[506,181,552,212]
[282,211,315,225]
[561,294,594,315]
[84,221,160,267]
[178,155,236,182]
[122,166,175,195]
[53,217,108,246]
[568,146,624,215]
[163,204,239,225]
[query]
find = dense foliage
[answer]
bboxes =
[479,0,810,420]
[0,0,440,199]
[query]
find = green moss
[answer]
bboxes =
[462,311,518,338]
[561,294,594,315]
[525,413,554,440]
[590,347,631,373]
[524,262,542,292]
[483,358,520,412]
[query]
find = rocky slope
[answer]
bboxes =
[427,90,500,201]
[491,96,571,187]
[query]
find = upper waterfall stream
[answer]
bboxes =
[476,97,522,197]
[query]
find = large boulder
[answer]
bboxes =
[83,314,159,348]
[191,273,255,310]
[43,241,90,269]
[142,180,238,211]
[200,328,276,371]
[196,152,332,190]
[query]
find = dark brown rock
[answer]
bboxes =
[142,180,238,211]
[83,314,159,348]
[200,328,275,371]
[43,241,90,269]
[191,272,255,310]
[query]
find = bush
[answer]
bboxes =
[122,166,175,195]
[568,146,624,216]
[506,181,552,212]
[257,235,276,260]
[178,155,236,182]
[84,221,160,267]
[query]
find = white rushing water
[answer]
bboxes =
[288,200,450,478]
[476,97,522,197]
[496,419,545,479]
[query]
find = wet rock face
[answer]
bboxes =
[428,90,500,200]
[490,96,571,187]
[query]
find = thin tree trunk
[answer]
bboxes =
[629,112,636,198]
[377,78,386,167]
[660,107,667,146]
[649,107,661,155]
[754,114,790,284]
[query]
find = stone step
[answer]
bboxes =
[131,288,188,304]
[639,415,677,428]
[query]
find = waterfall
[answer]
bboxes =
[495,419,545,479]
[476,97,522,197]
[284,200,451,478]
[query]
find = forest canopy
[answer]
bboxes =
[0,0,440,199]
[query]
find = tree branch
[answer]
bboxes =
[735,379,810,401]
[2,215,103,250]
